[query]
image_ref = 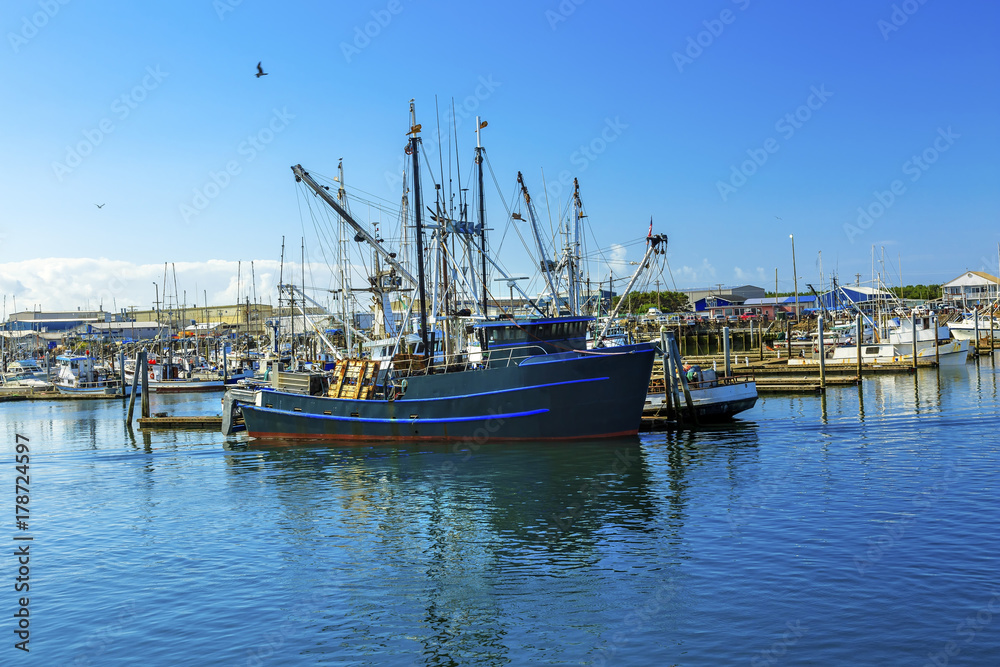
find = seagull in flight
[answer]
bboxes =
[255,62,268,78]
[95,203,105,209]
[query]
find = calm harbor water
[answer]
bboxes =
[2,355,999,665]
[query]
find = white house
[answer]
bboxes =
[941,271,1000,308]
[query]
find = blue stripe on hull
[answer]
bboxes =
[248,405,549,424]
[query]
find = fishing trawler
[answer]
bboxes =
[231,102,657,441]
[53,354,124,395]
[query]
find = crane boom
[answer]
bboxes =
[291,164,418,287]
[596,233,668,343]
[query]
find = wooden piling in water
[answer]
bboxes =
[140,352,150,418]
[818,316,826,390]
[125,351,142,424]
[856,313,863,380]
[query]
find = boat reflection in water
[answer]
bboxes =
[219,429,764,664]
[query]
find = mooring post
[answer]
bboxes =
[991,304,996,360]
[126,351,141,424]
[818,316,826,390]
[758,321,764,361]
[934,312,940,366]
[670,337,698,425]
[661,328,675,419]
[974,309,980,356]
[856,313,863,381]
[140,350,150,419]
[912,311,919,370]
[118,351,126,398]
[786,319,792,358]
[723,326,731,378]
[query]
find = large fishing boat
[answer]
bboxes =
[231,101,657,442]
[236,323,655,441]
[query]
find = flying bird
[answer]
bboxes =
[95,203,105,209]
[255,62,268,78]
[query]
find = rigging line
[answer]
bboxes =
[299,186,336,274]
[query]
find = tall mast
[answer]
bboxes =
[337,159,352,354]
[571,178,584,316]
[409,100,429,357]
[476,116,488,318]
[517,172,559,315]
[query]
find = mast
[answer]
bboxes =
[517,172,559,315]
[571,178,584,316]
[409,100,430,358]
[476,117,488,317]
[337,159,352,354]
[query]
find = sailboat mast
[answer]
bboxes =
[476,116,488,318]
[409,101,430,357]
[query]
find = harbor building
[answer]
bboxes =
[941,271,1000,309]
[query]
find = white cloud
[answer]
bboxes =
[674,259,717,285]
[0,258,344,315]
[734,266,769,284]
[607,243,628,274]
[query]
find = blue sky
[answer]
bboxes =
[1,0,998,312]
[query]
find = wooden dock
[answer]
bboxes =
[137,415,223,430]
[0,391,123,402]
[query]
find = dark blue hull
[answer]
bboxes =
[239,344,656,442]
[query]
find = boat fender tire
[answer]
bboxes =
[399,378,407,396]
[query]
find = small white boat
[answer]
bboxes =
[947,312,1000,342]
[53,355,124,395]
[125,356,232,393]
[793,314,970,367]
[645,365,758,420]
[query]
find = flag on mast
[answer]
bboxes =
[647,217,653,239]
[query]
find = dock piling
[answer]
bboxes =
[856,313,863,380]
[140,351,150,418]
[818,316,826,390]
[723,326,731,378]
